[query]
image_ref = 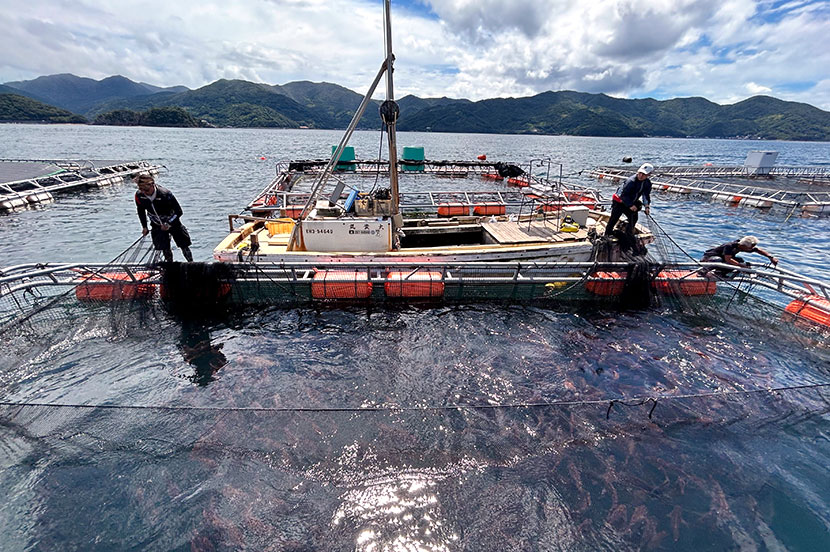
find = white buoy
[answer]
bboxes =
[0,197,28,210]
[739,197,772,209]
[802,202,830,215]
[26,191,54,204]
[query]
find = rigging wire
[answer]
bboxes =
[370,123,386,195]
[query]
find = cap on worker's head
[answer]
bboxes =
[135,173,155,185]
[637,163,654,175]
[739,236,759,248]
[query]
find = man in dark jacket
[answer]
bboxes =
[604,163,654,236]
[135,173,193,262]
[701,236,777,276]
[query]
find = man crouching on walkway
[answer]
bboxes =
[134,173,194,262]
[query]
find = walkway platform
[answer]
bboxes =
[1,261,827,323]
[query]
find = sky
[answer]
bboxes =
[1,0,830,110]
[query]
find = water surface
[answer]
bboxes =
[0,125,828,551]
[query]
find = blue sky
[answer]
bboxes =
[1,0,829,110]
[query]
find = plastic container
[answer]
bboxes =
[332,146,356,171]
[402,146,425,171]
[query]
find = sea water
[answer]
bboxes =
[0,125,828,551]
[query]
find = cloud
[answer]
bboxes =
[746,82,772,95]
[1,0,829,110]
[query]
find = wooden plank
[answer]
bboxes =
[482,220,578,244]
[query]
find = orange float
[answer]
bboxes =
[507,177,529,187]
[586,271,626,295]
[473,202,506,216]
[785,295,830,327]
[312,270,373,299]
[652,270,716,296]
[437,202,469,217]
[481,172,504,180]
[75,272,156,301]
[384,270,444,298]
[283,205,304,219]
[536,202,562,213]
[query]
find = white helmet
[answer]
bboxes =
[638,163,654,175]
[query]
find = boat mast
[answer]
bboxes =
[382,0,400,215]
[286,0,399,251]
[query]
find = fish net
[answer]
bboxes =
[1,217,830,550]
[1,218,829,353]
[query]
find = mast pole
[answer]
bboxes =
[383,0,400,216]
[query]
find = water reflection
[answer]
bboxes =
[333,471,457,551]
[178,321,227,386]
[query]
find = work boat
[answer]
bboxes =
[213,1,652,264]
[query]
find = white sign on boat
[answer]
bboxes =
[301,218,392,252]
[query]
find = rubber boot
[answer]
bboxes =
[182,247,193,262]
[162,248,174,263]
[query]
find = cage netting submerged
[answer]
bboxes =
[1,222,830,549]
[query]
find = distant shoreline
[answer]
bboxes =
[5,121,830,145]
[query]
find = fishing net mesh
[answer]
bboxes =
[1,221,830,550]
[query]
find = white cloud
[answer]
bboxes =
[746,82,772,95]
[1,0,829,110]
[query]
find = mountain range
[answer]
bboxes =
[2,73,830,141]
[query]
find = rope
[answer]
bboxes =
[370,123,386,194]
[2,381,828,415]
[644,212,700,264]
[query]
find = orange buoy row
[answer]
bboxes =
[482,173,504,180]
[312,270,446,299]
[158,282,231,301]
[785,295,830,327]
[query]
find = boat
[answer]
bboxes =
[212,0,653,265]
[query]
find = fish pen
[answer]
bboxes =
[246,158,601,219]
[590,165,830,216]
[2,224,830,550]
[0,158,163,211]
[3,245,829,345]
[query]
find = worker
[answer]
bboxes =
[604,162,654,236]
[134,173,194,262]
[701,236,777,276]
